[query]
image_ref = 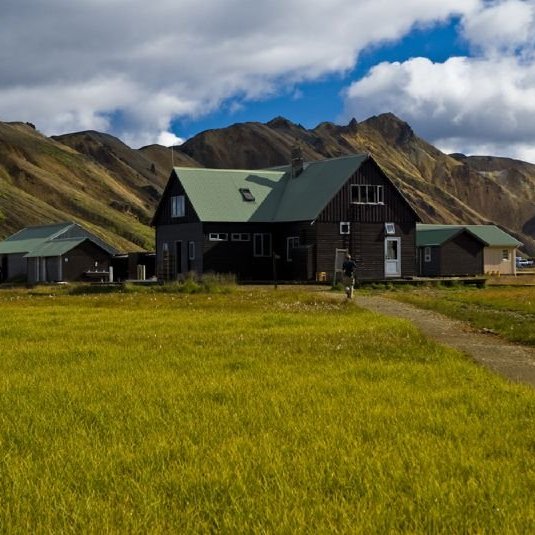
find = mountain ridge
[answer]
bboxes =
[0,114,534,254]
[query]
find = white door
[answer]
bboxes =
[333,248,348,283]
[385,237,401,277]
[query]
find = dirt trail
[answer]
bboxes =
[353,294,535,387]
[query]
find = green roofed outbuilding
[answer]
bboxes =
[0,222,119,283]
[416,224,521,276]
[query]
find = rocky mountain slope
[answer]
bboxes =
[1,114,534,253]
[0,122,158,250]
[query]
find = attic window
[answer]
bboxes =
[171,195,185,217]
[351,184,384,204]
[385,222,395,235]
[239,188,255,202]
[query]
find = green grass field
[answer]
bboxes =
[0,287,533,533]
[392,286,535,346]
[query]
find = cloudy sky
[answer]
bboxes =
[1,0,535,161]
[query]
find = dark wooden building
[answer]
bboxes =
[111,252,156,281]
[0,222,118,283]
[151,153,421,282]
[416,224,521,277]
[416,226,486,277]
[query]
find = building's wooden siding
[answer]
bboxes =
[4,253,26,281]
[27,242,111,283]
[315,221,416,281]
[45,257,61,282]
[484,247,516,275]
[152,174,200,226]
[63,241,112,281]
[202,222,267,279]
[418,234,484,277]
[440,234,484,276]
[202,222,315,280]
[313,158,418,281]
[282,222,316,280]
[318,159,417,224]
[0,255,7,282]
[156,221,319,281]
[113,252,157,281]
[315,222,353,279]
[156,223,203,279]
[26,258,39,283]
[418,246,440,277]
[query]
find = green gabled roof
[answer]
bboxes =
[24,238,87,258]
[463,225,522,247]
[274,154,369,221]
[173,154,370,223]
[417,224,522,247]
[176,168,287,222]
[0,222,73,254]
[416,227,469,247]
[0,221,118,257]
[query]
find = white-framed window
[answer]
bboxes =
[253,233,272,257]
[502,249,509,261]
[188,241,195,260]
[340,222,350,235]
[351,184,384,204]
[424,247,431,263]
[171,195,185,218]
[231,233,250,241]
[286,237,299,261]
[209,233,227,241]
[385,222,395,235]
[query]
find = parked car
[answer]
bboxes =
[516,257,534,267]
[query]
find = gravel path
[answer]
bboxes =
[353,295,535,387]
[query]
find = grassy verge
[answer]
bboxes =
[0,288,533,532]
[391,286,535,346]
[64,273,237,296]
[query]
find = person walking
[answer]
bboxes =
[342,254,358,298]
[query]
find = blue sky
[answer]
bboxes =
[179,17,471,138]
[1,1,535,161]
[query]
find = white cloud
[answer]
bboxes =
[156,131,184,147]
[461,0,535,54]
[0,0,479,146]
[342,1,535,162]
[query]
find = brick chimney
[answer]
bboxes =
[290,145,303,178]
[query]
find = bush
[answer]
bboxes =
[67,283,129,295]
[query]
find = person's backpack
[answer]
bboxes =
[343,260,355,277]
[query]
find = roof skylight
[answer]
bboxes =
[239,188,255,202]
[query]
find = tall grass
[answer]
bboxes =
[0,289,533,532]
[392,286,535,345]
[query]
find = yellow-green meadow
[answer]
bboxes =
[0,287,533,533]
[392,285,535,346]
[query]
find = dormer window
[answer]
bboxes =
[239,188,255,202]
